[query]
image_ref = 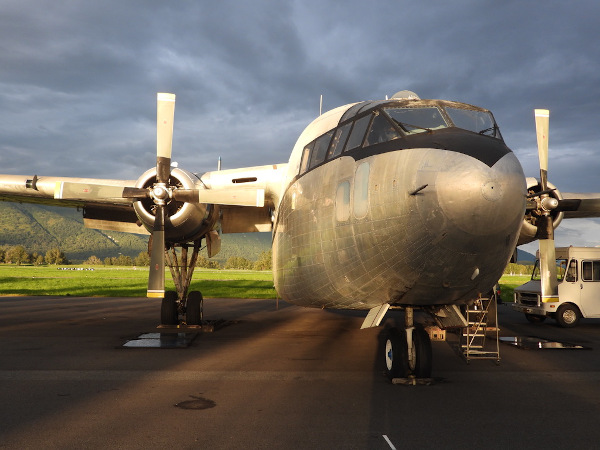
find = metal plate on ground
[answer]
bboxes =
[500,336,591,350]
[122,332,197,348]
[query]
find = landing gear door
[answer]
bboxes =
[579,260,600,317]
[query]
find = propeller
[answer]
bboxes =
[52,92,267,300]
[533,109,559,303]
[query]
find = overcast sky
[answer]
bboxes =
[1,0,599,252]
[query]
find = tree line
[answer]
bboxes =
[503,262,534,276]
[1,243,532,276]
[86,250,274,271]
[0,245,68,265]
[0,244,273,270]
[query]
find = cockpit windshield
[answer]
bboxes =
[446,107,500,138]
[382,104,501,139]
[384,107,447,135]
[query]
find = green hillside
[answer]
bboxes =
[0,203,271,264]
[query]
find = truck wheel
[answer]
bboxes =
[525,313,546,323]
[555,304,580,328]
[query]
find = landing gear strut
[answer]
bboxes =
[385,307,433,380]
[154,237,204,326]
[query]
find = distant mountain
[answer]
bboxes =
[517,248,536,264]
[0,203,271,264]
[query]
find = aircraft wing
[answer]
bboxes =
[0,174,136,207]
[560,193,600,219]
[0,174,149,234]
[0,163,289,235]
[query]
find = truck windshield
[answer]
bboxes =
[531,259,568,282]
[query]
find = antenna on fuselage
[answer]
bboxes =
[319,94,323,116]
[217,157,221,171]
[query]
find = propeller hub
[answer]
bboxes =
[151,184,170,204]
[541,196,559,212]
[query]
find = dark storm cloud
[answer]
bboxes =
[1,0,600,243]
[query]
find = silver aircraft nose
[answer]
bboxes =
[413,148,526,257]
[436,151,526,238]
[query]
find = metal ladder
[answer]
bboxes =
[461,291,500,364]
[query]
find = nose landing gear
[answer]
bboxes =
[384,307,433,383]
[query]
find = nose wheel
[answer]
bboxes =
[384,308,432,381]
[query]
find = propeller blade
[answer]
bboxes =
[55,182,139,201]
[533,109,558,301]
[156,93,176,184]
[147,204,166,298]
[560,194,600,218]
[171,189,200,203]
[121,187,150,199]
[539,232,559,302]
[535,109,550,191]
[171,188,265,207]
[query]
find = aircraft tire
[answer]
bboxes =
[555,303,580,328]
[161,291,179,326]
[412,325,433,378]
[186,291,203,325]
[384,327,410,380]
[525,313,546,323]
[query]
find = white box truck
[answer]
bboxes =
[513,247,600,327]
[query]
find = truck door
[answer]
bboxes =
[579,259,600,317]
[559,258,581,310]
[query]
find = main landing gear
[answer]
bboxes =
[160,290,203,326]
[156,239,204,327]
[384,307,433,381]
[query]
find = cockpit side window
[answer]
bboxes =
[344,114,372,152]
[365,113,401,146]
[310,131,333,168]
[327,123,352,159]
[446,107,500,138]
[384,107,447,134]
[299,142,313,175]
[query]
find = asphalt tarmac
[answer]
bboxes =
[1,296,600,449]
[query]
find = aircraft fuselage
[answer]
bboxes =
[273,97,526,309]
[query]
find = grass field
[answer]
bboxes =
[0,265,277,298]
[498,274,530,303]
[0,265,530,301]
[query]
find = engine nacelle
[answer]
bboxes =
[133,167,219,243]
[517,177,564,246]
